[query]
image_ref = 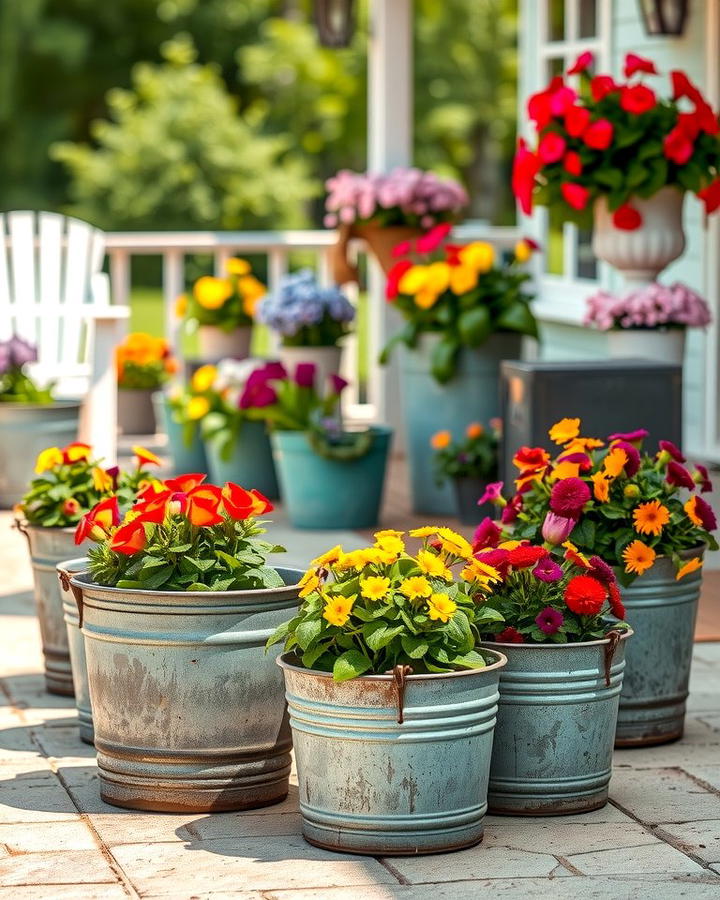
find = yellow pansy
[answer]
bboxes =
[187,397,210,420]
[498,540,523,550]
[398,265,429,295]
[92,467,114,493]
[409,526,438,538]
[191,364,217,393]
[194,276,233,310]
[414,289,440,309]
[459,241,494,273]
[416,549,452,580]
[427,593,457,623]
[323,594,356,627]
[225,257,251,276]
[400,576,432,600]
[360,576,391,601]
[436,527,473,559]
[311,545,343,568]
[449,264,479,295]
[548,417,581,444]
[35,446,63,474]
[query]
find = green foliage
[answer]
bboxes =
[0,369,53,404]
[20,460,108,528]
[432,421,500,485]
[118,359,169,391]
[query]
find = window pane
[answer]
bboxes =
[579,0,597,38]
[546,211,564,276]
[549,0,565,41]
[576,227,597,280]
[548,57,565,79]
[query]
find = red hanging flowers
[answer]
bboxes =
[612,205,642,231]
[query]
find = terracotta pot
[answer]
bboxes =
[331,223,423,284]
[198,326,252,362]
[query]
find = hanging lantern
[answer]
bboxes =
[637,0,688,36]
[314,0,355,48]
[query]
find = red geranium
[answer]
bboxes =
[495,626,525,644]
[512,446,550,473]
[512,138,540,215]
[565,106,590,138]
[567,51,594,76]
[583,119,613,150]
[386,260,413,301]
[620,85,657,115]
[507,545,548,569]
[663,126,695,165]
[538,132,566,164]
[563,151,583,176]
[561,183,590,211]
[624,53,658,78]
[612,205,643,231]
[590,75,617,102]
[564,574,606,616]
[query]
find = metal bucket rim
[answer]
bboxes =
[273,424,394,439]
[484,626,633,650]
[277,648,508,681]
[19,520,78,536]
[70,565,304,599]
[56,557,89,575]
[0,400,81,410]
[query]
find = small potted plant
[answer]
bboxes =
[325,167,468,283]
[182,258,266,361]
[156,375,210,476]
[115,332,177,434]
[431,419,502,524]
[257,269,355,388]
[0,335,80,507]
[485,416,718,747]
[268,527,506,855]
[475,539,631,815]
[69,476,302,812]
[14,443,159,695]
[384,229,537,516]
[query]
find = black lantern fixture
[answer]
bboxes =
[314,0,355,48]
[637,0,688,36]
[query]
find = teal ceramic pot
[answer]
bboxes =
[278,649,507,855]
[400,333,521,516]
[70,567,303,812]
[452,477,494,525]
[483,630,631,815]
[57,557,94,744]
[0,402,80,508]
[153,393,208,476]
[271,427,392,530]
[616,549,703,747]
[205,421,279,499]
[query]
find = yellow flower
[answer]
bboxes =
[239,274,266,302]
[427,592,457,623]
[676,557,703,581]
[414,288,440,309]
[400,576,432,600]
[311,545,343,568]
[335,549,374,571]
[498,539,523,550]
[449,264,478,295]
[514,239,533,263]
[565,437,605,453]
[622,540,656,576]
[323,594,356,627]
[550,461,580,480]
[409,526,438,538]
[603,447,628,478]
[226,257,251,276]
[633,500,670,537]
[375,534,405,557]
[360,576,391,601]
[425,261,451,294]
[194,276,233,310]
[591,471,611,503]
[436,527,473,559]
[466,422,484,439]
[175,293,188,318]
[416,549,452,580]
[460,558,501,585]
[548,417,581,445]
[430,430,452,450]
[92,467,114,492]
[35,446,63,473]
[459,241,494,272]
[299,569,322,598]
[398,265,428,295]
[191,365,217,393]
[187,396,210,420]
[375,529,405,540]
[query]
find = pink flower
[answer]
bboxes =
[391,240,413,258]
[664,126,695,165]
[415,223,452,254]
[563,151,583,176]
[500,492,524,525]
[478,481,505,506]
[658,439,685,463]
[693,496,717,531]
[533,559,564,584]
[475,548,511,578]
[512,138,540,215]
[667,461,696,489]
[550,477,591,516]
[472,517,502,551]
[567,51,594,76]
[541,511,577,545]
[693,464,713,493]
[535,606,564,633]
[538,132,567,164]
[588,556,616,583]
[561,182,590,211]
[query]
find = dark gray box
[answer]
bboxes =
[500,359,682,485]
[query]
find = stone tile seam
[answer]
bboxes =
[679,767,720,799]
[377,857,410,885]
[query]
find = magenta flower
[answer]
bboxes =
[478,481,505,506]
[475,548,510,578]
[557,451,592,471]
[666,461,696,489]
[532,557,563,583]
[588,555,616,583]
[535,606,564,635]
[294,363,317,388]
[239,382,277,409]
[549,477,591,516]
[105,465,120,490]
[694,464,713,493]
[608,428,649,445]
[612,441,641,477]
[329,374,348,394]
[472,517,502,551]
[541,511,577,545]
[262,361,288,381]
[500,493,523,525]
[694,496,717,531]
[658,439,685,463]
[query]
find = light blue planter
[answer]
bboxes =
[616,550,703,747]
[484,631,631,815]
[279,650,506,855]
[206,421,279,499]
[400,333,522,515]
[57,556,94,744]
[154,393,208,475]
[271,427,392,530]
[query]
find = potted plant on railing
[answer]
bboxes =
[384,229,537,515]
[69,476,302,812]
[513,52,720,288]
[483,416,718,747]
[324,167,468,283]
[14,442,159,695]
[0,335,80,508]
[431,419,502,525]
[115,332,177,435]
[268,527,506,854]
[257,269,355,388]
[181,258,266,362]
[476,538,631,815]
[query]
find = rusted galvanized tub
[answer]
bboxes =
[616,549,703,747]
[57,557,94,745]
[70,568,302,813]
[278,650,507,855]
[20,524,88,695]
[483,630,631,816]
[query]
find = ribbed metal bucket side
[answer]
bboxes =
[279,651,506,856]
[57,557,93,744]
[617,550,703,747]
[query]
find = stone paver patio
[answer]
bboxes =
[2,513,720,898]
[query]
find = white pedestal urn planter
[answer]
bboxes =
[198,325,252,362]
[278,345,343,392]
[592,187,686,290]
[605,328,686,366]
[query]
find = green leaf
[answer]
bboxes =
[446,650,487,669]
[186,557,215,572]
[302,644,329,670]
[140,556,169,570]
[254,566,285,588]
[265,619,292,649]
[363,622,405,651]
[216,550,242,570]
[401,634,430,659]
[332,648,373,682]
[296,618,323,651]
[495,301,539,338]
[457,306,492,347]
[187,582,212,591]
[570,517,595,548]
[168,543,192,553]
[430,336,461,384]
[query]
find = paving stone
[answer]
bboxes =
[0,850,118,886]
[383,846,569,883]
[613,718,720,770]
[0,774,80,824]
[89,811,199,846]
[31,722,95,764]
[0,820,97,852]
[680,766,720,793]
[182,811,302,841]
[610,767,720,823]
[483,822,659,855]
[656,819,720,865]
[110,835,397,894]
[485,804,633,827]
[0,888,129,900]
[566,842,708,876]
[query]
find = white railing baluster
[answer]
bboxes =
[163,249,185,352]
[109,249,131,307]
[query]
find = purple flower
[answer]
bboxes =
[105,466,120,490]
[329,373,348,394]
[239,380,277,409]
[294,363,316,388]
[535,606,564,635]
[7,335,37,368]
[532,557,563,583]
[658,439,685,463]
[478,481,504,506]
[541,511,576,545]
[588,555,615,583]
[261,361,287,381]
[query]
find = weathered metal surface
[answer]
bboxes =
[483,631,631,816]
[616,549,703,748]
[71,567,303,813]
[57,557,94,744]
[205,420,279,501]
[24,525,89,695]
[278,650,507,856]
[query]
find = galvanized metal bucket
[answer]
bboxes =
[616,549,703,747]
[483,630,631,816]
[57,557,93,744]
[20,524,88,695]
[70,567,302,813]
[278,650,507,856]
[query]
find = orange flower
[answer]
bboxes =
[431,430,452,450]
[186,485,224,527]
[676,557,703,580]
[466,422,484,439]
[194,276,233,310]
[562,540,591,568]
[134,488,173,523]
[590,471,611,502]
[75,497,121,545]
[63,442,92,464]
[512,446,550,473]
[551,461,580,480]
[565,437,605,453]
[548,417,580,445]
[684,495,702,527]
[133,446,162,468]
[221,482,273,520]
[109,519,148,556]
[622,540,656,576]
[633,500,670,536]
[164,474,207,493]
[603,447,628,478]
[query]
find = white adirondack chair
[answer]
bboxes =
[0,211,129,463]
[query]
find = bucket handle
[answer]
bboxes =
[57,568,85,628]
[11,518,29,544]
[391,664,414,724]
[603,629,624,687]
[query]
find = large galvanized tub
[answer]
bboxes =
[484,630,631,815]
[57,557,93,745]
[278,650,507,856]
[21,524,88,695]
[71,567,303,813]
[616,549,703,747]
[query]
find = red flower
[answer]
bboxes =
[186,485,224,527]
[109,519,148,556]
[507,545,548,569]
[561,183,590,211]
[624,53,658,78]
[391,240,412,259]
[590,75,617,102]
[386,260,413,300]
[694,464,713,493]
[663,126,694,165]
[567,51,594,76]
[538,132,567,164]
[475,548,511,578]
[620,85,657,115]
[550,85,577,117]
[698,178,720,214]
[608,582,626,620]
[666,461,695,489]
[549,477,591,516]
[221,482,273,520]
[164,474,206,493]
[63,442,92,464]
[134,489,173,523]
[688,495,718,531]
[501,492,524,525]
[612,205,643,231]
[583,120,614,150]
[512,446,550,473]
[74,496,121,545]
[671,70,701,103]
[565,106,590,138]
[658,439,685,463]
[472,517,502,551]
[527,77,563,129]
[512,138,540,215]
[564,574,606,616]
[495,626,525,644]
[416,223,453,254]
[563,151,583,176]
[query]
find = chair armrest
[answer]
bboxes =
[90,272,130,319]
